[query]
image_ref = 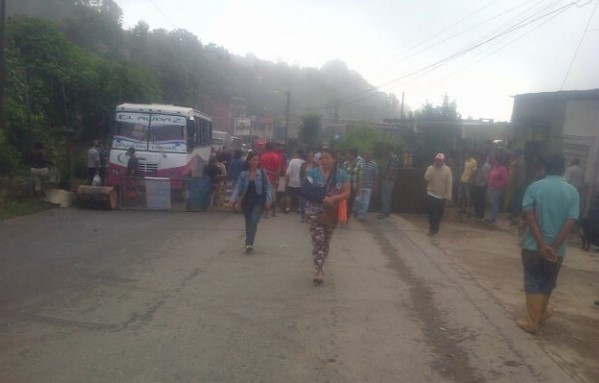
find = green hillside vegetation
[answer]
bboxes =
[1,0,401,181]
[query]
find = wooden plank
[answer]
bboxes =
[77,185,118,209]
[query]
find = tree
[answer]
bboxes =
[412,94,461,167]
[414,94,461,121]
[298,114,321,149]
[336,124,385,154]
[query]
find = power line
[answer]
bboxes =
[310,0,524,102]
[387,0,544,67]
[437,7,568,84]
[561,0,599,89]
[304,0,567,113]
[147,0,178,29]
[319,0,590,112]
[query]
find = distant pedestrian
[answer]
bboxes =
[285,150,305,213]
[516,153,579,334]
[564,158,585,214]
[260,142,282,217]
[424,153,452,236]
[378,146,400,219]
[29,142,54,198]
[230,152,272,254]
[124,147,141,203]
[509,149,526,221]
[86,140,101,185]
[487,155,508,223]
[458,152,477,214]
[299,151,316,221]
[304,148,350,283]
[228,150,245,186]
[563,158,584,192]
[99,142,109,185]
[354,149,378,222]
[472,155,490,219]
[342,148,361,224]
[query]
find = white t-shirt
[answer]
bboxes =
[286,158,306,187]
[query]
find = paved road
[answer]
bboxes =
[0,208,577,382]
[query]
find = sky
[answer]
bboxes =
[114,0,599,121]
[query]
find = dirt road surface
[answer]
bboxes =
[0,207,596,382]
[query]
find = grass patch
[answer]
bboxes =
[0,199,55,221]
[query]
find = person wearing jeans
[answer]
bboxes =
[355,150,378,222]
[230,153,272,254]
[487,155,508,223]
[378,147,400,219]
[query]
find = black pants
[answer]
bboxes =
[286,186,301,211]
[86,167,98,185]
[427,195,446,234]
[347,190,357,221]
[472,185,487,218]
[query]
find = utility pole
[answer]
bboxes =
[399,92,405,119]
[0,0,6,132]
[284,91,290,147]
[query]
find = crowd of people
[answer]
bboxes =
[30,139,595,318]
[227,144,592,333]
[229,143,406,284]
[424,150,588,334]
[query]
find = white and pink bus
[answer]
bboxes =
[106,103,213,190]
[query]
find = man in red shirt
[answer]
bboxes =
[260,142,282,217]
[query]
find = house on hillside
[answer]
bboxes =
[511,89,599,214]
[205,96,247,135]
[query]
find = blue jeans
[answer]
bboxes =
[380,180,394,216]
[242,202,264,246]
[488,188,505,221]
[355,188,372,219]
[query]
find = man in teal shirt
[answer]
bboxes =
[517,153,579,334]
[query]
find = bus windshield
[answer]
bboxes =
[113,112,187,153]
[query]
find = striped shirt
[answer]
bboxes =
[360,160,379,188]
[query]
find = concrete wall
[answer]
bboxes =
[563,99,599,213]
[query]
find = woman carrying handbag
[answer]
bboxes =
[302,148,350,284]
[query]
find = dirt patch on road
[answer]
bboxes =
[402,209,599,383]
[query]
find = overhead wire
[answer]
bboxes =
[436,7,569,84]
[315,0,592,112]
[147,0,178,29]
[310,0,519,101]
[560,0,599,88]
[302,0,567,113]
[390,0,572,90]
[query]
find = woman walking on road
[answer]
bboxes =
[299,151,316,222]
[304,149,349,284]
[230,153,272,254]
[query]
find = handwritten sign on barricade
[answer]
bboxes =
[144,177,171,209]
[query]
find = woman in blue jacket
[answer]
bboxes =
[230,152,272,253]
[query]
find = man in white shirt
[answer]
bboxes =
[86,140,101,185]
[285,150,306,213]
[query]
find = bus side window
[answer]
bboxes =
[197,119,204,146]
[186,120,195,152]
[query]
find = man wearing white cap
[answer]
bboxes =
[424,153,453,235]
